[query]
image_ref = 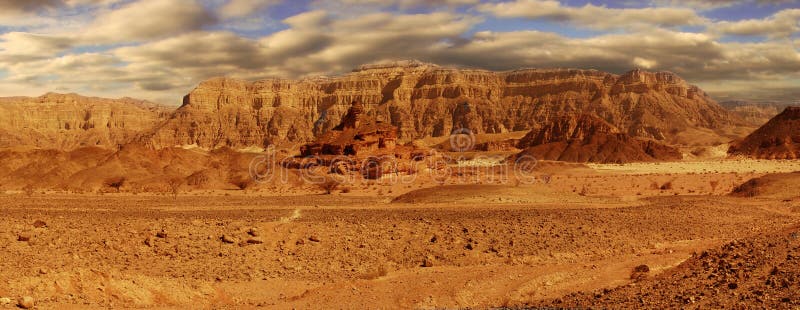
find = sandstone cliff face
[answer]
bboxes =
[728,107,800,159]
[719,101,788,126]
[147,62,737,149]
[0,93,171,150]
[516,114,683,163]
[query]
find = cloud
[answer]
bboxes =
[0,0,62,12]
[219,0,281,18]
[654,0,798,9]
[478,0,707,30]
[0,32,76,62]
[82,0,215,43]
[710,8,800,38]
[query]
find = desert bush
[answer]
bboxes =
[229,174,253,190]
[104,176,126,192]
[709,180,720,192]
[22,184,35,197]
[318,176,342,195]
[167,177,184,199]
[660,181,673,190]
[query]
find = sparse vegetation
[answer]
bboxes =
[229,174,253,191]
[22,184,35,197]
[104,176,126,192]
[318,176,343,195]
[167,177,184,199]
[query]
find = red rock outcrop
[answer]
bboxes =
[146,61,737,149]
[0,93,171,150]
[300,101,399,157]
[728,107,800,159]
[515,114,683,163]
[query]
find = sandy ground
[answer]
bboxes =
[1,160,799,309]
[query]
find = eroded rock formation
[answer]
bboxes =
[515,114,683,163]
[728,107,800,159]
[301,101,398,157]
[145,62,736,149]
[0,93,171,150]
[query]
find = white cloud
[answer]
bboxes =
[0,32,76,61]
[82,0,215,43]
[710,8,800,38]
[478,0,707,30]
[219,0,281,18]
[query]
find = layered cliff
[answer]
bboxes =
[516,114,683,163]
[0,93,172,150]
[146,62,737,149]
[728,107,800,159]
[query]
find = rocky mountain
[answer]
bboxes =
[515,114,682,163]
[719,100,789,126]
[145,61,737,149]
[728,106,800,159]
[0,93,171,150]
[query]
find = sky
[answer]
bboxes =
[0,0,798,105]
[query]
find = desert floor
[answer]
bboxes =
[1,160,799,309]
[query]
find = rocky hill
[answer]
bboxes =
[0,93,171,150]
[515,114,682,163]
[145,62,737,149]
[719,100,789,126]
[728,107,800,159]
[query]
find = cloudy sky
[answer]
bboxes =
[0,0,798,105]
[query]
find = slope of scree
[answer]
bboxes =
[514,114,683,163]
[729,107,800,159]
[529,224,800,309]
[144,61,738,149]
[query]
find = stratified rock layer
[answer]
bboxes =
[0,93,171,150]
[516,114,683,163]
[728,106,800,159]
[146,63,735,149]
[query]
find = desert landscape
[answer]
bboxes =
[2,0,800,309]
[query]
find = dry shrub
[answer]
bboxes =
[104,176,126,192]
[709,180,720,192]
[229,174,253,190]
[22,184,35,197]
[660,181,673,190]
[318,176,342,195]
[731,178,760,197]
[167,177,184,199]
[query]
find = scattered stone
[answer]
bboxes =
[32,220,47,228]
[630,264,650,280]
[144,236,154,247]
[0,297,11,305]
[246,238,263,245]
[422,255,435,267]
[728,282,738,289]
[17,296,34,309]
[17,234,31,242]
[221,234,238,244]
[155,230,167,238]
[309,235,321,242]
[247,228,260,237]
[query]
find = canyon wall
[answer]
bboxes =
[146,62,737,149]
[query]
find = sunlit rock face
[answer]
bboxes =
[0,93,171,150]
[146,61,736,149]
